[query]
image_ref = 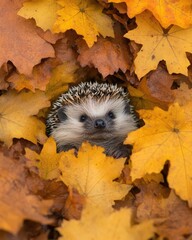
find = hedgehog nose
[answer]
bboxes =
[94,119,106,129]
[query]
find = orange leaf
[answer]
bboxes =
[109,0,192,28]
[77,35,131,77]
[136,182,192,239]
[7,60,55,92]
[0,0,54,75]
[0,152,52,234]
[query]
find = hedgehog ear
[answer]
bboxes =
[57,107,67,122]
[124,101,131,114]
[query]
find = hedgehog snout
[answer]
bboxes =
[94,119,106,129]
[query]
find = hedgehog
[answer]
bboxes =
[46,81,138,158]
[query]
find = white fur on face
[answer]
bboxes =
[52,97,137,148]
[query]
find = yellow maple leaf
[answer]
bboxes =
[59,206,155,240]
[53,0,114,47]
[125,11,192,79]
[125,103,192,206]
[0,91,50,147]
[59,142,131,211]
[18,0,61,31]
[25,137,62,180]
[109,0,192,28]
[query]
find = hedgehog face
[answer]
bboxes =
[51,96,137,151]
[46,81,138,155]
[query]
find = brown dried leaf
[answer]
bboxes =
[0,64,10,90]
[0,152,52,234]
[139,65,175,105]
[64,187,86,220]
[77,34,132,77]
[136,181,192,240]
[173,82,192,106]
[54,32,79,63]
[0,0,54,75]
[7,59,57,92]
[26,173,68,217]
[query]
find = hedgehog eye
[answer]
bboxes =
[80,114,87,122]
[57,107,67,122]
[108,111,115,119]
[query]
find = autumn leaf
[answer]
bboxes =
[0,0,54,75]
[128,85,158,110]
[128,64,175,110]
[25,137,62,180]
[0,91,50,147]
[0,64,9,90]
[125,103,192,206]
[18,0,61,31]
[7,59,55,92]
[77,35,132,77]
[135,181,192,240]
[53,0,114,47]
[125,11,192,78]
[54,33,79,63]
[173,82,192,106]
[59,206,155,240]
[45,62,78,100]
[0,152,52,234]
[128,82,168,110]
[59,142,131,211]
[2,0,192,238]
[109,0,192,28]
[138,65,175,105]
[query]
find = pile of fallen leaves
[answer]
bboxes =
[0,0,192,239]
